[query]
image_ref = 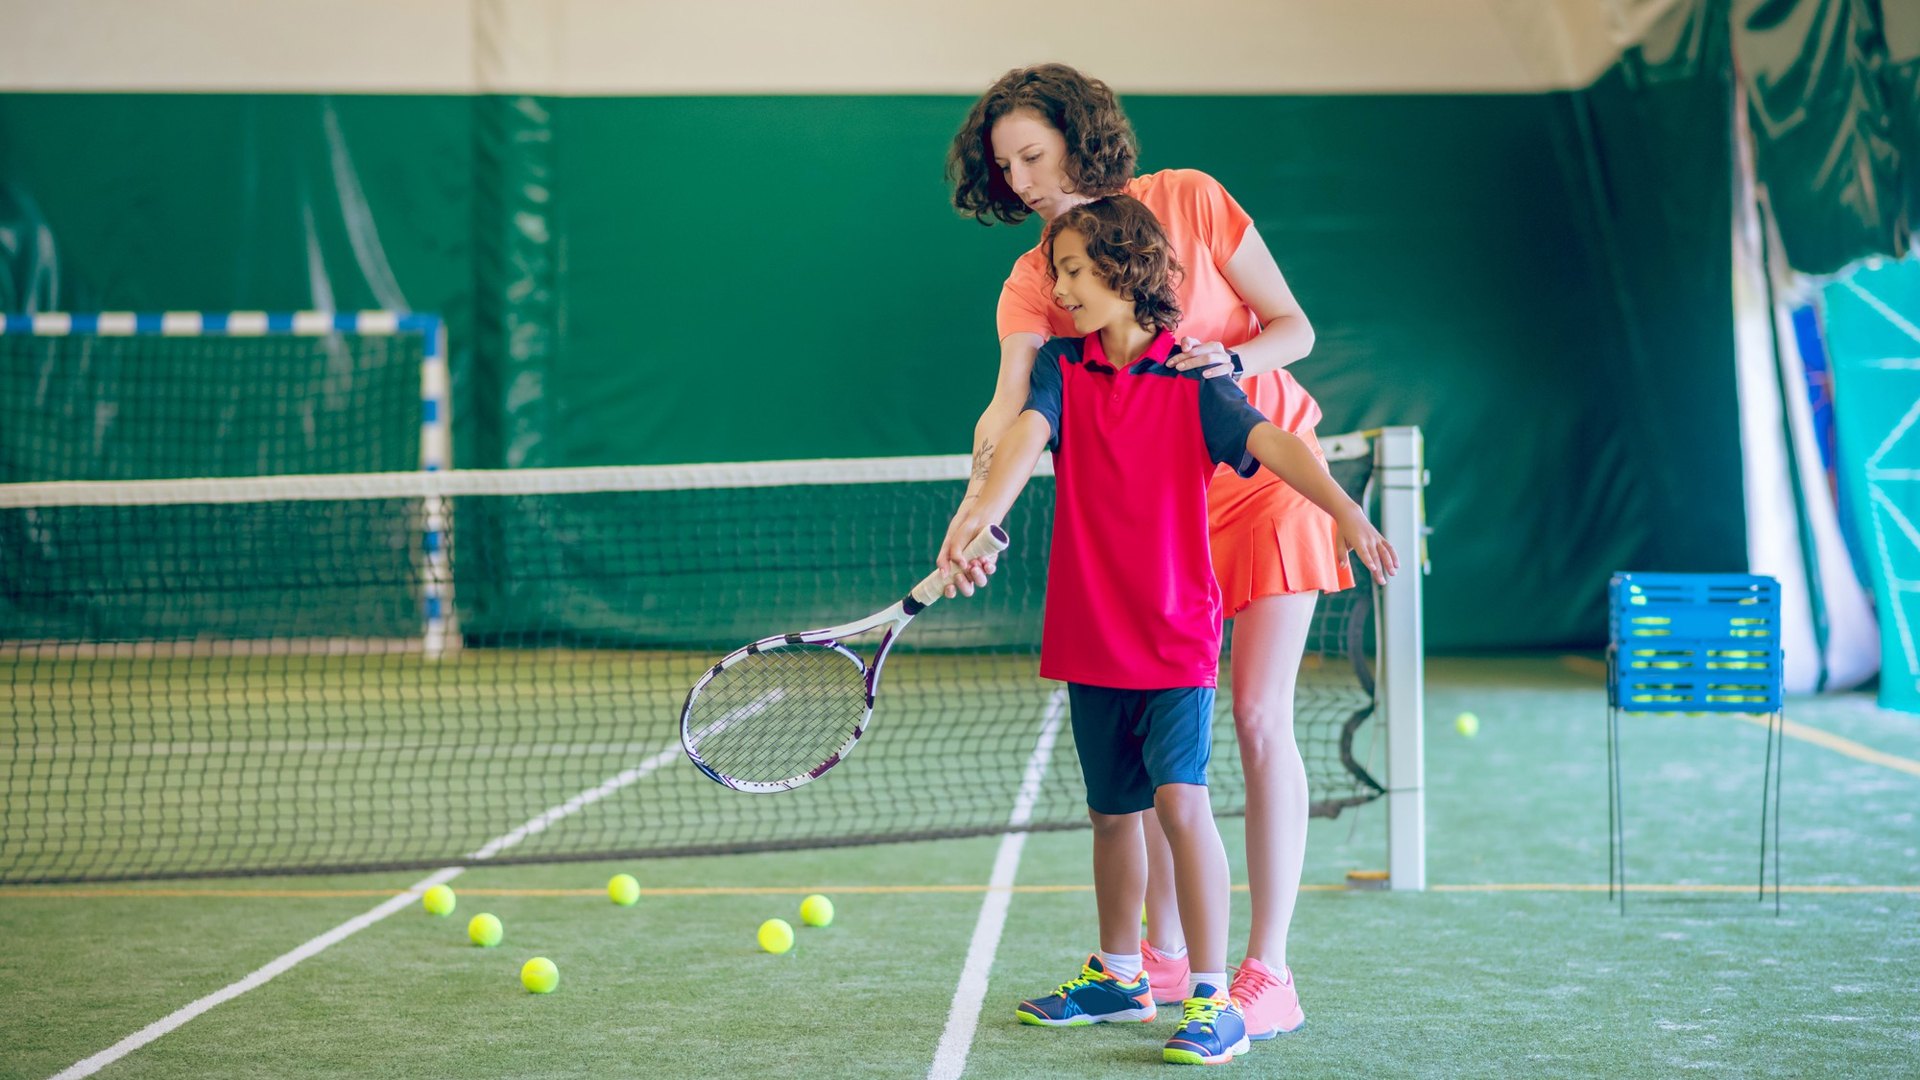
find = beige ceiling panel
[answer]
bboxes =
[1,0,1638,94]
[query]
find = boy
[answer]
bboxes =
[941,195,1395,1065]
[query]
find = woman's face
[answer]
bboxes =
[990,109,1081,221]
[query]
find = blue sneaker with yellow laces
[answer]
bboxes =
[1161,983,1250,1065]
[1014,955,1157,1026]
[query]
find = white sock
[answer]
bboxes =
[1191,971,1228,998]
[1148,940,1188,960]
[1246,955,1291,982]
[1099,950,1144,983]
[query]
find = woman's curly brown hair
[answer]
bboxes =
[947,63,1138,226]
[1044,195,1183,334]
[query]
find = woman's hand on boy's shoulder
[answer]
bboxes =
[1170,337,1238,379]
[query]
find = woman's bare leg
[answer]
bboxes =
[1232,591,1318,968]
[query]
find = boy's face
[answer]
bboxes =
[1050,227,1131,337]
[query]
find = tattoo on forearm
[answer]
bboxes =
[971,441,995,483]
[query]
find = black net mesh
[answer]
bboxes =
[0,456,1384,884]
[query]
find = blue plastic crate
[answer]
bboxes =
[1607,573,1783,714]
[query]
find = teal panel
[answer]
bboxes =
[1821,261,1920,713]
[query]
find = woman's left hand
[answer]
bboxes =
[1169,337,1238,378]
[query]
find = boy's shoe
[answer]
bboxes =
[1229,958,1304,1039]
[1141,938,1192,1006]
[1162,984,1250,1065]
[1015,955,1157,1026]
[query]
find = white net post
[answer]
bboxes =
[1378,426,1428,890]
[415,315,457,658]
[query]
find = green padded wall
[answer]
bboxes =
[0,39,1747,648]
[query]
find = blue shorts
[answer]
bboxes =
[1067,684,1215,816]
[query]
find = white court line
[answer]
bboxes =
[47,867,460,1080]
[928,687,1068,1080]
[46,743,683,1080]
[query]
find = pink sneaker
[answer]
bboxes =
[1230,957,1304,1039]
[1139,938,1191,1006]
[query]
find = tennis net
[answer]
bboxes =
[0,445,1393,884]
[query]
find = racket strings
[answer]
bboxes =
[687,642,872,784]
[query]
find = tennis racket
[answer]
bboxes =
[681,524,1010,793]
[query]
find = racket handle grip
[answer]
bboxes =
[909,525,1011,609]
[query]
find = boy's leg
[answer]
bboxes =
[1156,783,1250,1065]
[1013,685,1158,1027]
[1137,687,1250,1065]
[1152,782,1231,978]
[1071,683,1154,962]
[1090,808,1149,955]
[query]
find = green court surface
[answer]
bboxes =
[2,656,1915,1079]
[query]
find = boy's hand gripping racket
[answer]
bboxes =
[680,525,1010,793]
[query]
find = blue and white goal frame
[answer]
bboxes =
[0,310,456,655]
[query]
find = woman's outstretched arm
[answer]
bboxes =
[939,331,1044,595]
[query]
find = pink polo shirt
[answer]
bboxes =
[1023,329,1266,689]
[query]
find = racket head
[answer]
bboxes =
[681,635,877,793]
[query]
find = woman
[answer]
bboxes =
[939,63,1353,1040]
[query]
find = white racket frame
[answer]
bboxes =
[681,524,1010,793]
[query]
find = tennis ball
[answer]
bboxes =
[422,884,456,916]
[468,913,503,947]
[758,918,795,954]
[608,873,640,906]
[799,894,834,927]
[1455,712,1480,737]
[521,957,559,994]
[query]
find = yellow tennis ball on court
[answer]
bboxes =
[521,957,559,994]
[799,894,834,927]
[468,913,503,947]
[1455,711,1480,737]
[758,918,795,954]
[422,885,456,916]
[608,873,640,906]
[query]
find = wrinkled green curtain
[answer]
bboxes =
[0,11,1764,649]
[1735,0,1920,273]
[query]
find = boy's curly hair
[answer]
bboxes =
[947,63,1138,226]
[1044,195,1183,334]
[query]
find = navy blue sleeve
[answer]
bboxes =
[1022,339,1071,452]
[1195,372,1267,477]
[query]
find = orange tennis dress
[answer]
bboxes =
[995,169,1355,613]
